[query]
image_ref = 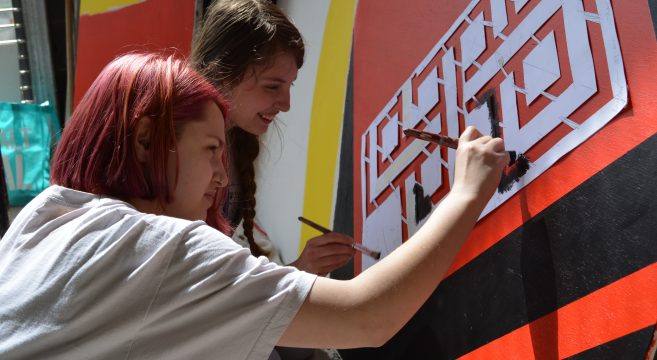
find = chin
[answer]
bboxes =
[181,210,207,222]
[249,124,269,136]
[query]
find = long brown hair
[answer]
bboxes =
[190,0,304,256]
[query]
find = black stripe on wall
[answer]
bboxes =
[429,132,657,359]
[650,0,657,41]
[340,297,444,359]
[331,46,355,281]
[343,132,657,360]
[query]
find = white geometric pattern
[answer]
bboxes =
[359,0,627,262]
[522,31,560,105]
[514,0,530,13]
[460,12,487,70]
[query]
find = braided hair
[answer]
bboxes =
[228,127,262,255]
[191,0,304,256]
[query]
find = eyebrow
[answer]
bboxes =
[262,77,285,83]
[208,135,225,147]
[261,77,292,83]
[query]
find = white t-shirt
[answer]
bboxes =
[0,186,316,360]
[231,218,284,265]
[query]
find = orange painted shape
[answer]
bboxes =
[458,262,657,359]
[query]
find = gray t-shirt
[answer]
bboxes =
[0,186,316,359]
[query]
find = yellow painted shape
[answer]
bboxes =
[80,0,145,16]
[300,0,356,253]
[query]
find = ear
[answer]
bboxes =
[134,116,153,164]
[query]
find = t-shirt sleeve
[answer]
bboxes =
[132,223,317,360]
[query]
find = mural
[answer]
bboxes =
[349,0,657,358]
[74,0,195,106]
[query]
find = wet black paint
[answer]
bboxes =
[413,183,433,224]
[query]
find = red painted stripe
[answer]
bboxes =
[457,262,657,360]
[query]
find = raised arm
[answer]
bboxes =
[279,126,509,348]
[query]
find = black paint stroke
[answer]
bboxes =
[498,153,531,193]
[413,183,433,224]
[474,90,532,194]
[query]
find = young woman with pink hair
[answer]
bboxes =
[0,52,509,359]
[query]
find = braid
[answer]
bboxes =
[228,127,269,257]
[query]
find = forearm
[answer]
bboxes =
[354,191,486,338]
[280,190,488,348]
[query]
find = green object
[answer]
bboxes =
[0,102,61,206]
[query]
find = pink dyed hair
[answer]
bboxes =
[51,52,231,233]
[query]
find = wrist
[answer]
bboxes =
[446,186,484,203]
[443,187,491,216]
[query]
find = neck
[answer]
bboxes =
[126,197,165,215]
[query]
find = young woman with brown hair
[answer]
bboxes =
[190,0,356,276]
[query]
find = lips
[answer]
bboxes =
[258,113,276,125]
[204,189,218,204]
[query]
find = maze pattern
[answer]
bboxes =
[359,0,626,269]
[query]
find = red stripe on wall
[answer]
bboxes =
[457,262,657,360]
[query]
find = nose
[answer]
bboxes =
[274,89,291,112]
[213,158,229,188]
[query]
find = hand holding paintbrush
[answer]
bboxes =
[403,128,530,192]
[298,216,381,260]
[403,128,518,165]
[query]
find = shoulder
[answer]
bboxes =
[10,185,236,253]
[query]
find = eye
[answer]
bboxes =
[208,145,219,156]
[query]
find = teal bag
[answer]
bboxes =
[0,102,61,206]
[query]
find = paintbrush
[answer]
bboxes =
[403,128,518,165]
[402,128,531,193]
[298,216,381,260]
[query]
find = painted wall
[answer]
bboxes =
[344,0,657,358]
[73,0,195,106]
[69,1,657,356]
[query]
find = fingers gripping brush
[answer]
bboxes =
[402,128,531,193]
[298,216,382,260]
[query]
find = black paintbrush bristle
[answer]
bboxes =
[514,153,530,178]
[498,153,532,193]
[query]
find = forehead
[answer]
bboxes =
[254,52,299,82]
[179,101,225,140]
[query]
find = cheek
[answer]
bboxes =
[237,88,271,111]
[165,155,179,193]
[227,103,252,128]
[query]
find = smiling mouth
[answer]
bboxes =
[258,113,276,124]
